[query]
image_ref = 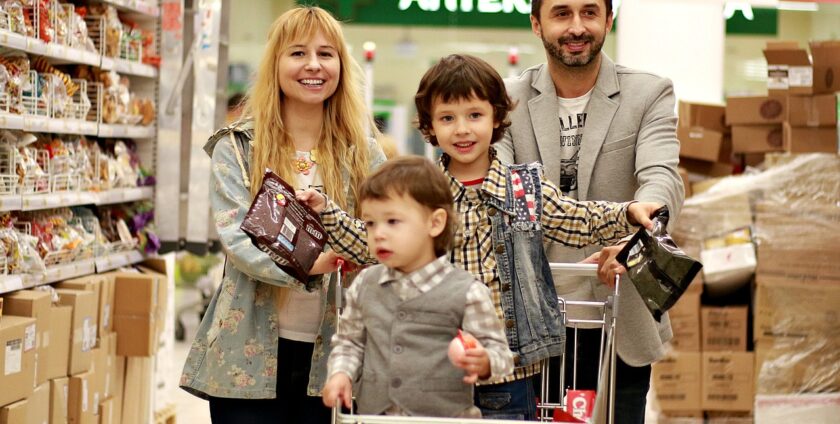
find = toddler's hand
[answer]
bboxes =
[296,189,328,213]
[449,331,491,384]
[626,202,662,230]
[322,373,353,409]
[309,251,342,276]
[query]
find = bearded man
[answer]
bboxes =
[495,1,684,423]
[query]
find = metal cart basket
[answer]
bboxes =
[332,263,621,424]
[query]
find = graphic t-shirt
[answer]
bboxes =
[557,88,593,198]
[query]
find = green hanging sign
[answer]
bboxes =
[311,0,533,28]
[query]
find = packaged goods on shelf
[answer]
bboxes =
[755,393,840,423]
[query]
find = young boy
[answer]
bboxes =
[302,54,661,419]
[320,156,514,418]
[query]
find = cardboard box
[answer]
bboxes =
[763,42,813,96]
[0,315,36,407]
[50,377,69,424]
[678,127,731,163]
[726,97,786,125]
[701,307,748,352]
[68,371,94,424]
[702,352,754,411]
[731,125,783,153]
[98,397,115,424]
[55,290,96,376]
[652,352,702,411]
[110,358,124,424]
[0,399,27,424]
[787,94,838,127]
[3,290,51,387]
[27,382,49,424]
[668,292,701,351]
[679,158,732,178]
[120,357,152,424]
[783,123,837,154]
[137,265,169,340]
[102,333,117,399]
[56,276,109,342]
[753,276,840,344]
[45,306,72,380]
[679,101,729,133]
[112,273,158,357]
[810,41,840,94]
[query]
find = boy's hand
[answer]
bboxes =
[309,251,342,275]
[582,244,626,288]
[322,373,353,409]
[626,202,662,230]
[451,332,491,384]
[296,189,328,213]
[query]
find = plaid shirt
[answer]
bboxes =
[321,152,634,383]
[327,256,514,386]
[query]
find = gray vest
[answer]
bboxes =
[356,264,474,417]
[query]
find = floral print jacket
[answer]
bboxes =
[180,120,385,399]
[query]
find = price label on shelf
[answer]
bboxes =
[0,31,8,45]
[0,275,23,293]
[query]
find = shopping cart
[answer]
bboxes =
[331,263,620,424]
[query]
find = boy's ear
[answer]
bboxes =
[428,208,447,238]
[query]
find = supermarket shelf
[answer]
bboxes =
[0,113,25,130]
[0,187,154,212]
[95,249,144,273]
[0,273,41,295]
[98,123,156,138]
[102,0,160,17]
[44,259,97,283]
[0,30,100,66]
[102,57,158,78]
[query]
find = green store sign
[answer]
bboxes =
[307,1,777,35]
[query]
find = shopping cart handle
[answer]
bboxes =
[549,263,599,277]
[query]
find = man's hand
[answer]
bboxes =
[626,202,662,230]
[582,243,627,288]
[322,373,353,409]
[309,251,341,275]
[296,189,328,213]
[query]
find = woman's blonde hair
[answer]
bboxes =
[242,6,372,211]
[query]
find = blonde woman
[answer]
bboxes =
[180,7,385,423]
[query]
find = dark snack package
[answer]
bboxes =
[616,206,703,321]
[240,169,327,283]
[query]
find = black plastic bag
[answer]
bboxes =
[240,169,327,283]
[616,206,702,321]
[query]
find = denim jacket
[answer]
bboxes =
[485,162,565,366]
[179,120,385,399]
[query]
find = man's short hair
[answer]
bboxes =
[359,156,455,257]
[531,0,614,20]
[414,54,513,146]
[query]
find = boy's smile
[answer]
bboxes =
[430,95,500,181]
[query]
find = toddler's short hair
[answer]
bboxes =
[415,54,513,146]
[359,156,455,257]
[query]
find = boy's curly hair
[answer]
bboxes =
[414,54,514,146]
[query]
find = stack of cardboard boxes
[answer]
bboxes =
[0,260,171,424]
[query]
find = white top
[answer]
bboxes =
[556,88,593,199]
[276,151,324,343]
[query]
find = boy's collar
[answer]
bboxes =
[439,146,507,204]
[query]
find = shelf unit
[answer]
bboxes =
[0,1,160,295]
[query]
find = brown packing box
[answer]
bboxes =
[755,203,840,281]
[120,357,152,424]
[137,263,169,339]
[55,290,96,376]
[725,97,786,125]
[110,357,125,424]
[702,352,754,411]
[809,40,840,94]
[678,127,732,163]
[787,94,838,127]
[754,337,840,394]
[57,275,115,341]
[731,125,784,153]
[679,158,732,178]
[88,347,104,418]
[99,333,117,399]
[701,307,748,352]
[45,306,71,380]
[50,377,69,424]
[668,292,701,351]
[68,371,95,424]
[783,123,837,154]
[652,352,701,411]
[763,42,813,96]
[0,399,27,424]
[753,275,840,344]
[0,315,37,407]
[27,382,49,424]
[3,290,51,387]
[98,397,115,424]
[112,273,158,357]
[679,101,729,133]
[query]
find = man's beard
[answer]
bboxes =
[543,33,604,68]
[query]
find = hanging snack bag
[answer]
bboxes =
[241,169,327,283]
[616,206,703,321]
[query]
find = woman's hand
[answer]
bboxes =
[296,189,328,213]
[626,202,662,230]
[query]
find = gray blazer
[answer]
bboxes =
[495,54,684,366]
